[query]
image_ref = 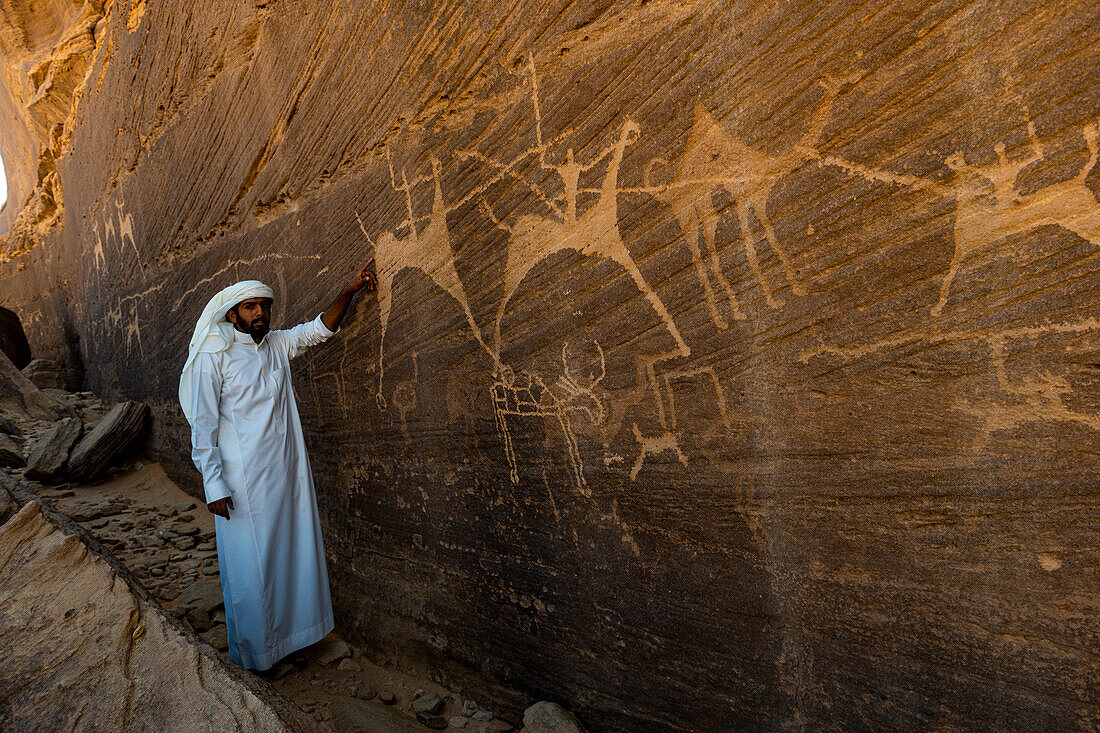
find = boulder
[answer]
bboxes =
[24,417,82,482]
[22,358,65,390]
[0,414,23,438]
[66,401,148,481]
[521,702,587,733]
[0,349,70,421]
[0,432,25,468]
[0,500,322,731]
[0,305,31,370]
[0,485,17,525]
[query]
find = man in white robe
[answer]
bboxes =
[179,261,376,670]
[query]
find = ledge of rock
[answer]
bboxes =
[0,496,323,732]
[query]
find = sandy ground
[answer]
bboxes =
[33,460,515,732]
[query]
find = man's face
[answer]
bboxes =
[228,297,273,338]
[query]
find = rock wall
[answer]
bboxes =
[1,1,1099,729]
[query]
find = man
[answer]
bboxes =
[178,259,376,670]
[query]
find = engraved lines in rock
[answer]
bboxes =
[353,57,1100,483]
[932,120,1100,315]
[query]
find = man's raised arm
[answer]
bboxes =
[321,257,377,332]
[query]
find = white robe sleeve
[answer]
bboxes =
[189,352,233,504]
[278,313,337,359]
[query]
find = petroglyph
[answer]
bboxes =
[91,219,106,272]
[491,341,606,493]
[393,351,419,440]
[956,337,1100,448]
[86,197,144,278]
[932,121,1100,315]
[360,156,489,409]
[625,350,731,481]
[115,199,144,278]
[482,57,688,358]
[639,78,851,318]
[630,424,686,481]
[800,316,1100,364]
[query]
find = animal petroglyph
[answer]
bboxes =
[956,337,1100,449]
[483,61,688,358]
[88,198,143,277]
[361,156,490,408]
[626,350,731,482]
[640,78,851,321]
[932,121,1100,315]
[491,341,606,493]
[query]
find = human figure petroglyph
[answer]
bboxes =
[932,121,1100,315]
[114,199,145,279]
[956,337,1100,449]
[364,156,490,408]
[483,120,689,358]
[91,219,106,272]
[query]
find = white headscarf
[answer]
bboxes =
[178,280,274,425]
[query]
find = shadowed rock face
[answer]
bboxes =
[1,1,1099,730]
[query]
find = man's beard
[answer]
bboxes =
[240,317,269,338]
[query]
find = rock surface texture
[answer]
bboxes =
[0,499,322,732]
[1,1,1099,730]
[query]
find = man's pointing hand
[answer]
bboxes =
[208,496,234,520]
[348,257,377,294]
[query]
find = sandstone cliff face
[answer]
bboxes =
[1,1,1099,730]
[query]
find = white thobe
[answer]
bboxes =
[189,314,336,670]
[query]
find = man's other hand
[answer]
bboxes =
[348,257,377,294]
[208,496,234,520]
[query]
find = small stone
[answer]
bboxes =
[450,717,468,729]
[379,690,396,705]
[354,683,376,700]
[175,578,223,615]
[521,701,587,733]
[416,711,448,729]
[200,625,228,651]
[171,523,200,536]
[186,606,212,633]
[89,518,109,529]
[133,534,160,548]
[172,502,196,513]
[212,609,225,624]
[149,566,165,577]
[462,700,478,716]
[310,679,324,687]
[412,693,444,715]
[473,711,493,722]
[174,536,197,551]
[201,565,219,576]
[337,657,360,672]
[314,637,351,666]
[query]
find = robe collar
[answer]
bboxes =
[232,326,266,347]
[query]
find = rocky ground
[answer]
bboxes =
[0,358,584,733]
